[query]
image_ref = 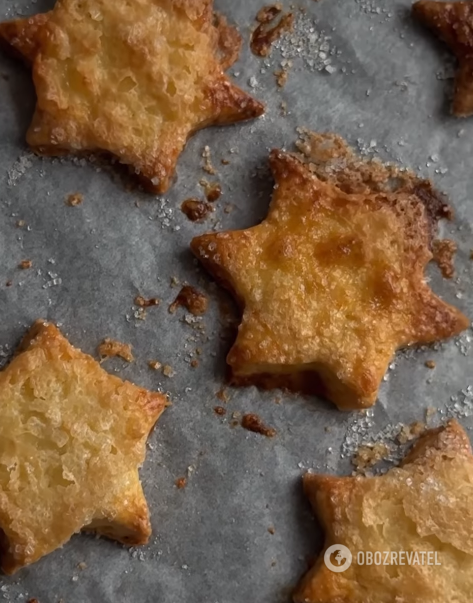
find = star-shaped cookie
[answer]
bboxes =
[0,320,168,574]
[413,0,473,117]
[0,0,264,193]
[294,420,473,603]
[191,149,468,410]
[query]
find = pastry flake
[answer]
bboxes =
[294,420,473,603]
[0,320,168,574]
[191,145,468,410]
[413,0,473,117]
[0,0,264,193]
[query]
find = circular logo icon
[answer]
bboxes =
[324,544,352,573]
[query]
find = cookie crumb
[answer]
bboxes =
[216,388,229,403]
[274,67,289,88]
[98,339,134,363]
[426,406,437,420]
[352,442,390,473]
[214,406,226,416]
[241,413,276,437]
[66,193,83,207]
[148,360,162,370]
[19,259,32,270]
[163,364,175,378]
[181,198,214,222]
[268,526,276,535]
[175,477,187,489]
[135,295,160,308]
[397,421,426,444]
[200,179,222,202]
[202,146,217,175]
[169,286,208,316]
[432,239,457,279]
[425,360,436,369]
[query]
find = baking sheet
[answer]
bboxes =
[1,0,473,601]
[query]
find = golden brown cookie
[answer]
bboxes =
[0,0,264,193]
[413,0,473,117]
[191,146,468,410]
[0,320,168,574]
[294,420,473,603]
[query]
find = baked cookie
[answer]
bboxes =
[413,0,473,117]
[0,0,264,193]
[0,320,168,574]
[191,143,468,410]
[294,420,473,603]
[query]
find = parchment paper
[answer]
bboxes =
[1,1,473,602]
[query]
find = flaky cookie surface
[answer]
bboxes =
[0,320,168,574]
[294,420,473,603]
[0,0,264,192]
[191,146,468,410]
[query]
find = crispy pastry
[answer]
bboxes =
[413,0,473,117]
[294,420,473,603]
[191,145,468,410]
[0,0,264,193]
[0,320,168,574]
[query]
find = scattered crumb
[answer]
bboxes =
[426,406,437,420]
[77,562,87,570]
[175,477,187,489]
[221,158,230,165]
[352,442,390,473]
[135,295,160,308]
[27,599,39,603]
[251,6,294,57]
[274,66,290,88]
[66,193,83,207]
[241,413,277,437]
[163,364,175,378]
[16,219,25,227]
[5,281,12,287]
[170,276,180,288]
[280,101,288,116]
[169,286,208,316]
[181,198,214,222]
[190,359,199,368]
[19,259,32,270]
[268,526,276,535]
[433,239,457,279]
[148,360,162,370]
[224,203,234,214]
[202,146,217,175]
[295,129,454,231]
[200,179,222,202]
[256,3,283,23]
[425,360,436,369]
[397,421,425,444]
[470,250,473,260]
[214,406,227,416]
[98,338,134,363]
[216,388,230,403]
